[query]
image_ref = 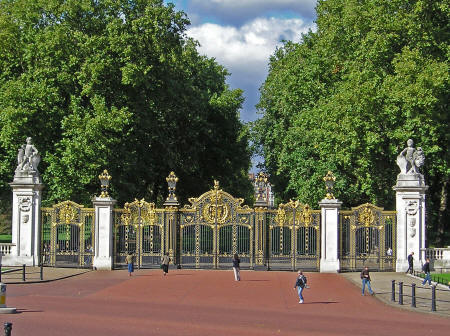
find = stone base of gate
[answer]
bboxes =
[395,259,422,273]
[93,257,113,270]
[1,255,38,267]
[320,259,340,273]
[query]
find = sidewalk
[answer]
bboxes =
[340,272,450,317]
[0,266,90,284]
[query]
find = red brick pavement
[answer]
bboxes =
[3,269,450,335]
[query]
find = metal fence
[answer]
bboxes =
[391,279,450,313]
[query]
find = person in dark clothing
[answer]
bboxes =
[161,252,170,276]
[422,258,432,285]
[360,266,374,296]
[232,254,241,281]
[294,270,307,303]
[406,252,414,274]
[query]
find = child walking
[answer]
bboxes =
[126,252,134,276]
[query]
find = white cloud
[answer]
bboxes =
[187,17,314,121]
[187,17,312,83]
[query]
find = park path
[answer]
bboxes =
[3,269,450,335]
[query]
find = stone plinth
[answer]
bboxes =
[393,173,428,272]
[6,172,43,266]
[92,197,116,270]
[319,198,342,273]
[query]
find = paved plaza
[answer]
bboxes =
[1,269,450,335]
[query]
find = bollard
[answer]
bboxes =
[391,280,396,301]
[22,265,25,282]
[431,285,436,312]
[0,283,6,308]
[398,282,403,305]
[411,283,416,307]
[40,263,43,281]
[0,264,2,283]
[4,322,12,336]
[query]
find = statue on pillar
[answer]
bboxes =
[396,139,425,175]
[15,137,40,174]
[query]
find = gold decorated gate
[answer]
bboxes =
[38,170,402,272]
[339,203,396,271]
[179,181,254,269]
[113,199,164,268]
[41,201,94,267]
[267,201,321,271]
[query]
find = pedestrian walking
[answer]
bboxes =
[232,254,241,281]
[161,252,170,276]
[406,251,414,274]
[126,252,134,276]
[360,266,374,296]
[422,258,432,286]
[293,270,307,303]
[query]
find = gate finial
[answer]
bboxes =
[323,171,336,200]
[164,171,179,206]
[98,170,112,198]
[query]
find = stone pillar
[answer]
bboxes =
[92,197,116,270]
[393,139,428,272]
[393,174,428,272]
[8,175,43,266]
[6,137,43,266]
[319,199,342,273]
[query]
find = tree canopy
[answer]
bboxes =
[0,0,253,208]
[253,0,449,244]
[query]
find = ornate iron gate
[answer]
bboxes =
[267,201,321,271]
[41,201,94,267]
[179,181,254,269]
[113,199,164,269]
[339,203,396,271]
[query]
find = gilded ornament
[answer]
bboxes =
[359,206,375,227]
[323,171,336,199]
[59,203,78,224]
[301,204,313,227]
[98,169,112,198]
[275,206,286,227]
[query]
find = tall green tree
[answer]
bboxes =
[253,0,449,244]
[0,0,253,208]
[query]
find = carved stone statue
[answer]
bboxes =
[396,139,424,175]
[15,137,40,173]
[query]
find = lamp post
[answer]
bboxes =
[98,170,112,198]
[323,171,336,200]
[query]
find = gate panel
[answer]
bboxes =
[41,201,94,268]
[268,201,320,271]
[179,181,254,269]
[113,199,163,269]
[339,203,396,271]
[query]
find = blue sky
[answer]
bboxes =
[164,0,318,122]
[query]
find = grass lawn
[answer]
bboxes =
[431,273,450,284]
[0,234,11,243]
[418,272,450,285]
